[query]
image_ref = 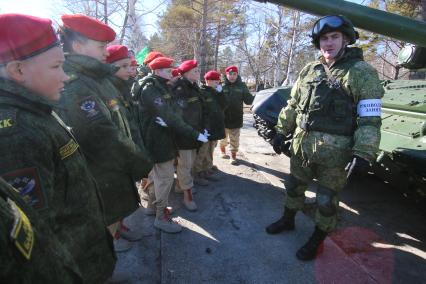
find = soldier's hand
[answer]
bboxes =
[345,155,370,178]
[203,129,210,138]
[155,117,168,127]
[272,133,285,154]
[216,85,222,92]
[281,141,292,157]
[197,133,209,143]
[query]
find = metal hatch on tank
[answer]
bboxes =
[252,0,426,203]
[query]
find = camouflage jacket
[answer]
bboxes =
[223,76,254,129]
[108,75,146,152]
[199,84,227,141]
[133,75,199,163]
[171,77,206,149]
[0,178,83,284]
[60,54,152,224]
[276,47,384,166]
[0,78,115,283]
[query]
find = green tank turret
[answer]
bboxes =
[252,0,426,202]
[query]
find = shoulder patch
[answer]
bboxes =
[153,97,164,106]
[0,109,16,131]
[8,199,34,260]
[77,97,103,121]
[2,167,47,210]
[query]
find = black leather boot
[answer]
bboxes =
[296,226,327,261]
[265,208,296,234]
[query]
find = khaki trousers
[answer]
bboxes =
[152,159,175,209]
[219,128,240,152]
[193,141,217,173]
[177,149,197,190]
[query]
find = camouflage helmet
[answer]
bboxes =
[311,15,359,49]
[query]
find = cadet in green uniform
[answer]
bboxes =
[0,14,115,283]
[58,14,152,253]
[106,45,145,153]
[266,15,384,260]
[193,70,227,182]
[172,60,208,211]
[219,66,254,164]
[0,178,83,283]
[132,57,208,233]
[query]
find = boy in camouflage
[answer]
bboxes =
[0,13,115,282]
[58,14,152,255]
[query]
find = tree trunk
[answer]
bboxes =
[282,11,299,86]
[104,0,108,24]
[198,0,209,80]
[273,7,284,87]
[119,0,131,44]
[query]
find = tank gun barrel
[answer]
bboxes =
[255,0,426,47]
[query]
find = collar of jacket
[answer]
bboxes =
[109,75,129,94]
[224,75,242,86]
[150,74,169,85]
[0,77,56,114]
[318,47,364,69]
[176,77,200,90]
[64,53,118,79]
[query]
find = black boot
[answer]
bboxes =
[265,208,296,234]
[296,226,327,261]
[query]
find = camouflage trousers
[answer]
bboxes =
[284,154,347,232]
[177,149,197,190]
[219,128,240,153]
[193,140,218,173]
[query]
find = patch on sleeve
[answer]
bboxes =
[0,110,16,130]
[78,97,103,121]
[357,99,382,117]
[59,139,79,160]
[153,97,164,106]
[2,167,47,210]
[8,199,34,260]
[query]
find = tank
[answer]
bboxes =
[251,0,426,202]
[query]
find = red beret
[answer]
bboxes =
[61,14,116,42]
[172,68,180,77]
[204,70,221,81]
[130,58,137,66]
[0,13,59,65]
[106,45,129,63]
[149,57,174,70]
[178,59,198,74]
[143,51,164,65]
[225,65,238,73]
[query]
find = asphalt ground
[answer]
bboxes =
[115,113,426,284]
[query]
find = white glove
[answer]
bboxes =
[216,84,222,92]
[155,117,167,127]
[203,129,210,137]
[197,133,208,143]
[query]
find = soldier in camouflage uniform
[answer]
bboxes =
[58,14,152,253]
[219,65,254,164]
[266,15,384,261]
[0,178,83,283]
[133,57,208,233]
[0,14,115,283]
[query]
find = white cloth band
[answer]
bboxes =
[357,99,382,117]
